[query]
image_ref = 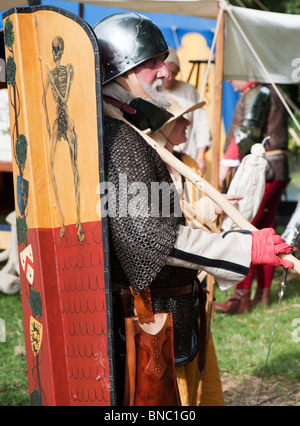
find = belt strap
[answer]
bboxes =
[150,283,195,298]
[103,95,136,115]
[195,277,207,374]
[129,286,154,324]
[112,282,195,298]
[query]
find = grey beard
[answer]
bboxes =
[139,79,171,109]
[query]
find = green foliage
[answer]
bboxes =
[16,216,28,246]
[28,289,43,318]
[228,0,300,13]
[4,17,14,49]
[287,114,300,188]
[0,293,28,406]
[30,388,43,406]
[15,135,28,171]
[5,56,16,87]
[276,0,300,14]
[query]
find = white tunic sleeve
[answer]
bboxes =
[166,225,253,290]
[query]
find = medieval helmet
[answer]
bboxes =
[93,13,169,84]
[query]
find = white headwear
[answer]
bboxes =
[165,46,180,70]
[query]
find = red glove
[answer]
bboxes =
[252,228,294,269]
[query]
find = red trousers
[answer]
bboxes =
[236,180,288,290]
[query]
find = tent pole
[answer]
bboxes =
[79,3,84,18]
[211,4,225,189]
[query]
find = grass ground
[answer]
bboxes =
[0,292,28,406]
[212,269,300,406]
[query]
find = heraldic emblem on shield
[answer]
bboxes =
[4,6,115,406]
[20,244,34,285]
[30,316,43,356]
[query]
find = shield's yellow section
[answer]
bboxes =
[7,10,101,229]
[30,316,43,356]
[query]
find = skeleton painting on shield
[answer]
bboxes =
[42,35,85,242]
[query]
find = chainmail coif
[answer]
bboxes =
[103,115,198,359]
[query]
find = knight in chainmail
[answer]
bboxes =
[104,111,197,351]
[93,13,294,405]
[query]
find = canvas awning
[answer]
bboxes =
[0,0,219,17]
[224,5,300,84]
[1,0,28,10]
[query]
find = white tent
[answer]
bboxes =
[224,5,300,85]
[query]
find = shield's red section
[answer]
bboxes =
[20,221,112,406]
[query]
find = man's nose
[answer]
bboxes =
[157,62,170,80]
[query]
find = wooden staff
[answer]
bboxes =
[103,102,300,274]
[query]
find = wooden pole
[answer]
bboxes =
[208,2,225,334]
[79,3,84,19]
[211,4,225,189]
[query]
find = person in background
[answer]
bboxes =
[154,113,224,405]
[163,46,211,174]
[215,80,290,314]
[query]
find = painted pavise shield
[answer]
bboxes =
[3,6,116,406]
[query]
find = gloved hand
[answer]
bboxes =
[252,228,294,269]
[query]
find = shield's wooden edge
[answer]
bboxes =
[4,5,116,406]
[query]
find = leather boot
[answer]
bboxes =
[214,289,251,314]
[251,287,270,309]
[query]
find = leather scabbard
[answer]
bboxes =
[123,311,181,406]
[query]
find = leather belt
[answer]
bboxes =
[111,282,196,298]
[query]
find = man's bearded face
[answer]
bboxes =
[138,78,171,108]
[134,54,171,108]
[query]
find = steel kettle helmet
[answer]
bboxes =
[93,13,169,84]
